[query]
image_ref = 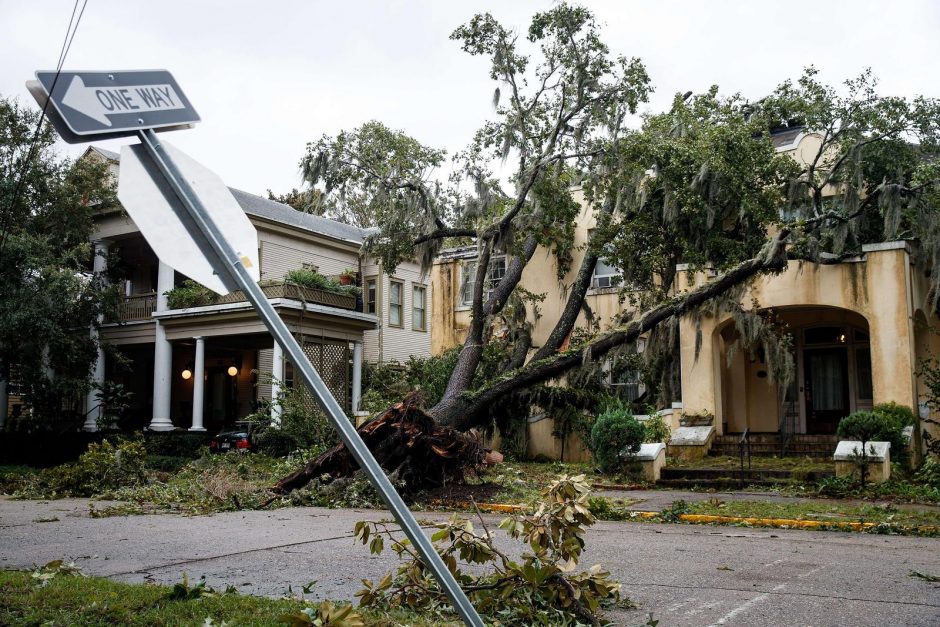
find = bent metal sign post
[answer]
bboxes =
[27,69,485,627]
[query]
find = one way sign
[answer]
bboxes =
[34,70,199,137]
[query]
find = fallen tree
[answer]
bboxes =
[273,4,940,493]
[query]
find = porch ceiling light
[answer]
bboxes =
[181,369,193,380]
[227,365,238,377]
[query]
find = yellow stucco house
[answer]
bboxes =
[431,130,940,459]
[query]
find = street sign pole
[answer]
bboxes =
[136,129,484,627]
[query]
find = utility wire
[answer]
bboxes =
[0,0,89,256]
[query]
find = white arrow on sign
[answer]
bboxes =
[62,76,186,127]
[118,140,259,295]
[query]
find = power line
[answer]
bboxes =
[0,0,89,255]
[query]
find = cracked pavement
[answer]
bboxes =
[1,496,938,626]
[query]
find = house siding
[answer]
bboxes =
[258,230,358,282]
[360,259,431,364]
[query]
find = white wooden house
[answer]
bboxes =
[78,146,431,432]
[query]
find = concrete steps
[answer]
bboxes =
[709,433,839,458]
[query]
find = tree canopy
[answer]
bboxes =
[293,3,940,432]
[0,95,118,429]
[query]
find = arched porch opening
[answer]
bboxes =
[718,307,871,435]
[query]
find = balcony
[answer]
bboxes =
[118,293,158,321]
[113,282,357,323]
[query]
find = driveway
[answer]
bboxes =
[1,497,938,626]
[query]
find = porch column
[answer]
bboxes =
[149,261,175,431]
[351,340,363,413]
[866,246,917,410]
[678,314,722,433]
[84,239,111,431]
[189,336,206,431]
[271,339,284,427]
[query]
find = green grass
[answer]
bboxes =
[0,569,456,626]
[683,498,940,528]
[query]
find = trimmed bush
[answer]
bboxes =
[838,404,913,465]
[837,412,886,443]
[590,406,645,473]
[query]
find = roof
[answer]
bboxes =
[769,126,804,150]
[228,188,366,244]
[86,145,366,245]
[89,146,120,161]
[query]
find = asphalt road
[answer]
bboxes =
[1,497,938,626]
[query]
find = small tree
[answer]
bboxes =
[0,95,120,430]
[837,412,884,488]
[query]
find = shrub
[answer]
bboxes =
[837,411,906,487]
[285,268,360,297]
[164,280,218,309]
[917,457,940,489]
[20,439,147,497]
[247,380,337,457]
[837,411,886,443]
[253,428,302,457]
[839,406,911,466]
[142,432,209,459]
[873,402,916,429]
[643,413,671,444]
[590,405,645,473]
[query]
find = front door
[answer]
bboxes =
[804,347,849,434]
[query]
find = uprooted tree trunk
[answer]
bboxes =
[274,393,500,495]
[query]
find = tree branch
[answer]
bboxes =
[448,229,792,426]
[413,228,478,245]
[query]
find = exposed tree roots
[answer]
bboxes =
[273,393,497,496]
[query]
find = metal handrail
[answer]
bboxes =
[738,428,752,488]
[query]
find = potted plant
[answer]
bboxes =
[339,268,357,285]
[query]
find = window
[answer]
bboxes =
[592,257,623,289]
[608,367,643,402]
[588,228,623,289]
[365,278,378,314]
[460,257,507,306]
[855,347,873,401]
[389,281,403,327]
[603,340,645,402]
[412,285,427,331]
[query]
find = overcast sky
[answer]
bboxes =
[1,0,938,197]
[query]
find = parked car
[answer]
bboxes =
[209,421,256,453]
